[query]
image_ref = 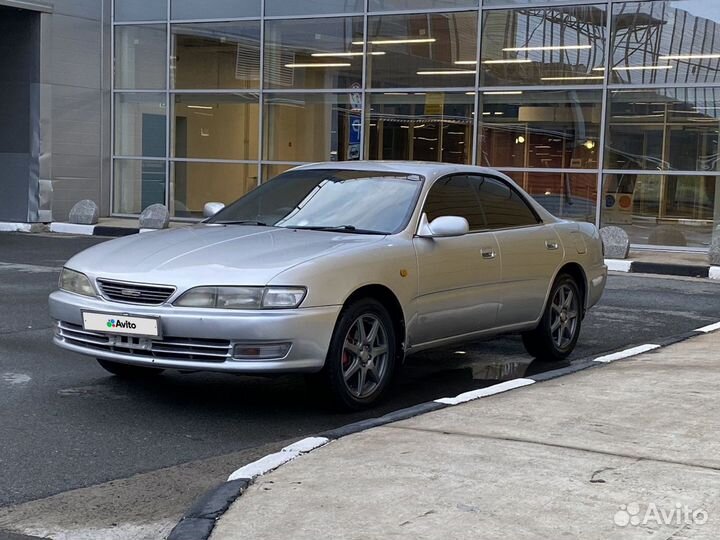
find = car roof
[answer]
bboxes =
[291,161,508,180]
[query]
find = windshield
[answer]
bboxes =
[208,169,423,234]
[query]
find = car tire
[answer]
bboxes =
[522,273,582,362]
[320,298,397,410]
[96,359,165,377]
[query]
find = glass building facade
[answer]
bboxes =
[113,0,720,250]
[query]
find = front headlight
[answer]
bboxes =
[59,268,96,297]
[174,286,306,309]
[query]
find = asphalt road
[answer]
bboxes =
[0,232,719,539]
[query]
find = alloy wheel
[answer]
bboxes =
[341,314,389,399]
[550,284,579,349]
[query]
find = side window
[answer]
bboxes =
[423,175,485,231]
[473,175,539,229]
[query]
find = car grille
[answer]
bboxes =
[56,321,232,363]
[96,278,176,305]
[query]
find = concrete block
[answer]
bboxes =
[68,199,99,225]
[139,203,169,229]
[600,226,630,259]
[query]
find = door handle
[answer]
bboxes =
[545,241,559,250]
[481,248,496,259]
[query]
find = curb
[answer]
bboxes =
[606,258,716,279]
[167,322,720,540]
[49,223,141,237]
[4,221,167,237]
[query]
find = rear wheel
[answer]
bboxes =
[522,274,582,362]
[96,359,164,378]
[320,298,396,410]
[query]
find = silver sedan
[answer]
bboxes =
[49,162,607,409]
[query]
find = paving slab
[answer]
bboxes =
[212,333,720,540]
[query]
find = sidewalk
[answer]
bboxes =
[211,332,720,540]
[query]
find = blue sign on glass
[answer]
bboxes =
[349,117,361,145]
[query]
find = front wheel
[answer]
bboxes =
[96,359,165,378]
[522,274,582,362]
[321,298,397,410]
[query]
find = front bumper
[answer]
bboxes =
[49,290,341,373]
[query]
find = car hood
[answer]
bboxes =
[65,225,386,288]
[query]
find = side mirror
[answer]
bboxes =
[203,202,225,218]
[418,214,469,238]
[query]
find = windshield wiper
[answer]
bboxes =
[214,220,268,226]
[291,225,385,235]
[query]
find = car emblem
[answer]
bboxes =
[120,288,142,297]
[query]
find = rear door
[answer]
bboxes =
[471,175,563,326]
[410,175,502,346]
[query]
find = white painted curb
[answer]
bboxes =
[593,344,661,363]
[0,222,33,232]
[435,378,535,405]
[227,437,329,482]
[696,321,720,333]
[605,259,632,272]
[49,222,96,235]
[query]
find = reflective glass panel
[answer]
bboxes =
[477,90,602,169]
[609,1,720,85]
[264,17,363,90]
[172,22,261,89]
[601,173,718,248]
[114,93,167,157]
[504,171,598,223]
[115,25,167,89]
[173,94,259,161]
[367,12,478,88]
[370,0,478,10]
[480,6,606,86]
[171,162,258,218]
[113,159,166,214]
[483,0,597,4]
[607,88,720,171]
[115,0,166,21]
[263,93,358,161]
[367,92,474,164]
[171,0,260,19]
[265,0,363,16]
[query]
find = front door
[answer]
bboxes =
[409,175,502,346]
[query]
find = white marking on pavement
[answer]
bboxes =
[227,437,330,482]
[605,259,632,272]
[709,267,720,280]
[695,321,720,333]
[1,373,31,385]
[434,378,536,406]
[593,344,660,363]
[50,223,96,235]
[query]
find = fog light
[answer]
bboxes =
[232,342,291,360]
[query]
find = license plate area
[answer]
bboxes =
[108,335,154,351]
[82,311,161,338]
